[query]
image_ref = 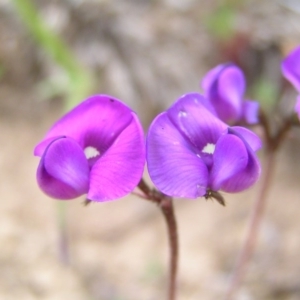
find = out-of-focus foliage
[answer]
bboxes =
[12,0,94,109]
[251,77,278,112]
[204,4,236,41]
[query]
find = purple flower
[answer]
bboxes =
[201,63,259,124]
[34,95,145,201]
[146,93,261,199]
[281,45,300,118]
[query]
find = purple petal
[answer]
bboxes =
[34,95,134,157]
[242,100,260,124]
[34,136,62,157]
[88,114,145,201]
[201,64,225,92]
[215,65,245,123]
[230,126,262,151]
[220,145,261,193]
[147,112,208,198]
[167,93,228,152]
[37,137,89,199]
[210,134,248,191]
[295,95,300,119]
[282,46,300,92]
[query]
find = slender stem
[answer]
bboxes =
[224,111,297,299]
[224,151,276,300]
[137,178,153,199]
[137,179,179,300]
[160,198,178,300]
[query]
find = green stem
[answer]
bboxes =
[12,0,93,108]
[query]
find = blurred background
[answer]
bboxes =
[1,0,300,299]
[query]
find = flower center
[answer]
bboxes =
[84,146,100,159]
[202,143,215,155]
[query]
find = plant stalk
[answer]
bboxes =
[224,150,276,300]
[160,198,178,300]
[137,179,179,300]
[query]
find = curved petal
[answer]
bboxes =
[88,113,145,201]
[37,137,89,199]
[147,112,208,198]
[242,100,260,124]
[34,136,62,157]
[220,145,261,193]
[210,134,248,191]
[295,95,300,119]
[282,46,300,92]
[201,64,226,92]
[35,95,134,156]
[215,65,245,123]
[167,93,227,151]
[230,126,262,151]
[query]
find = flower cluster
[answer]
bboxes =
[35,68,262,202]
[281,46,300,119]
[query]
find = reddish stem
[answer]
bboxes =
[160,198,178,300]
[137,179,178,300]
[224,151,275,300]
[224,111,296,299]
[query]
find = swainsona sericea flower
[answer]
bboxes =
[34,95,145,201]
[146,93,261,199]
[281,45,300,119]
[201,63,259,125]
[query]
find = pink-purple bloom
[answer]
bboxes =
[281,45,300,119]
[201,63,259,125]
[146,93,261,199]
[34,95,145,201]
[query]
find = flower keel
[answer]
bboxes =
[37,137,89,199]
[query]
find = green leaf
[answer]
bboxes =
[205,5,236,41]
[12,0,94,109]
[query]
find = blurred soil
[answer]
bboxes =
[1,0,300,299]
